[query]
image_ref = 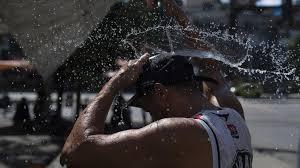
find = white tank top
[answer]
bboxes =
[193,108,253,168]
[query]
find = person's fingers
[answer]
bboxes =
[116,59,128,67]
[104,70,118,78]
[128,60,134,65]
[118,54,149,77]
[137,53,150,65]
[164,0,178,14]
[129,53,149,74]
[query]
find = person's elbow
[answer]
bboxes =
[60,139,93,167]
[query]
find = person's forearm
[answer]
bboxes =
[61,77,120,166]
[64,77,120,146]
[174,7,191,28]
[203,70,244,117]
[81,78,120,135]
[171,4,212,51]
[61,54,149,166]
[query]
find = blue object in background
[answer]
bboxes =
[272,7,282,17]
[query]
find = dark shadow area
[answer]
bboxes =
[0,136,64,168]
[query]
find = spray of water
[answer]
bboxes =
[121,22,297,85]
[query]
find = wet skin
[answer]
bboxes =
[61,1,245,167]
[60,54,217,168]
[158,0,245,118]
[60,54,243,168]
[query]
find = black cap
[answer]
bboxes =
[127,55,217,107]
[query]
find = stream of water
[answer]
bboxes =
[121,21,298,87]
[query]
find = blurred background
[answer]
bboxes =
[0,0,299,167]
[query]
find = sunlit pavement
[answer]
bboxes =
[241,98,300,168]
[0,98,299,167]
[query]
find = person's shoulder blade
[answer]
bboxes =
[138,118,211,152]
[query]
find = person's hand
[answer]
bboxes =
[183,34,213,51]
[112,53,150,90]
[104,59,128,78]
[146,0,181,17]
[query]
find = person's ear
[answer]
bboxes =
[153,83,168,100]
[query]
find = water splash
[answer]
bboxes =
[121,22,297,84]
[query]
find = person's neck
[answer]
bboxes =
[176,94,220,118]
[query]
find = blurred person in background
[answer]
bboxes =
[0,94,11,118]
[13,97,30,126]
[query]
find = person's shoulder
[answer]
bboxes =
[147,118,211,163]
[145,118,209,143]
[152,117,204,128]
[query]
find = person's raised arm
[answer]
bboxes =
[191,58,245,118]
[150,0,213,50]
[146,0,244,117]
[60,54,150,166]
